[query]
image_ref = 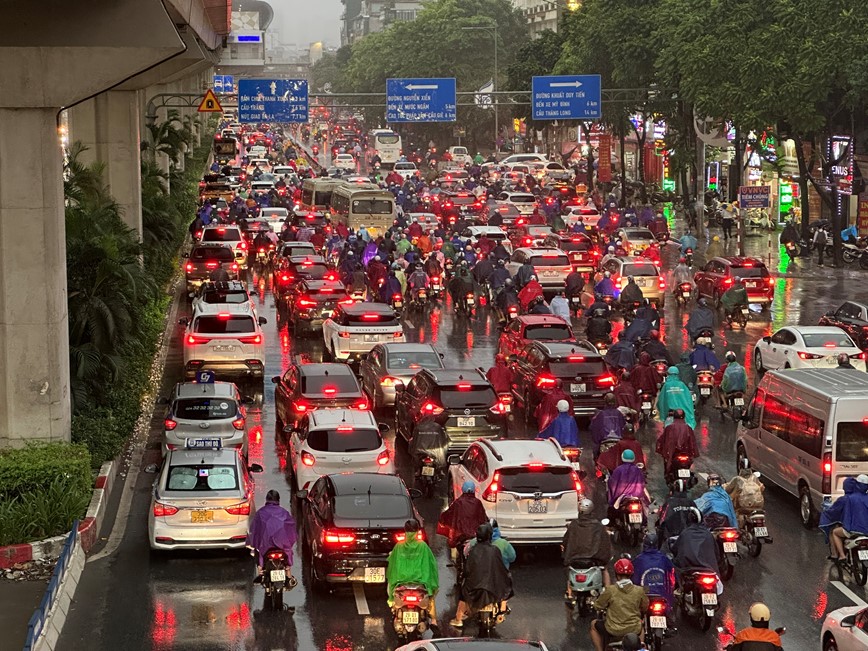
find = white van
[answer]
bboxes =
[736,368,868,528]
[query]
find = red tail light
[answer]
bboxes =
[185,263,193,272]
[323,530,355,545]
[239,241,248,250]
[225,501,251,515]
[627,501,642,512]
[153,502,179,517]
[237,335,262,344]
[376,450,390,466]
[232,417,245,430]
[421,401,444,416]
[724,277,733,286]
[720,529,739,541]
[187,334,211,345]
[766,276,775,286]
[596,374,617,387]
[322,386,337,396]
[164,418,177,431]
[266,550,285,560]
[231,263,239,271]
[650,600,666,614]
[394,530,424,543]
[297,298,317,308]
[697,574,717,588]
[676,454,690,463]
[571,469,582,492]
[658,277,666,290]
[822,451,832,493]
[482,472,500,502]
[403,593,419,602]
[293,400,313,413]
[354,399,370,410]
[798,351,823,360]
[536,375,557,388]
[301,451,316,467]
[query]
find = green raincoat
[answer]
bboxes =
[386,532,439,604]
[657,366,697,428]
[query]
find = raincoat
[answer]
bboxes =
[720,285,748,311]
[820,477,868,541]
[640,339,673,366]
[247,503,298,566]
[656,419,699,472]
[633,543,676,609]
[695,486,738,528]
[486,363,513,393]
[607,463,648,506]
[605,340,636,370]
[631,353,662,395]
[438,494,488,548]
[620,282,644,304]
[722,362,748,393]
[518,280,545,312]
[550,296,572,322]
[658,494,698,543]
[595,277,616,297]
[622,317,653,343]
[462,541,513,610]
[562,514,613,567]
[673,524,718,572]
[536,389,574,432]
[537,412,580,447]
[597,438,645,474]
[690,344,720,371]
[386,531,439,603]
[657,368,696,428]
[676,352,698,392]
[679,233,698,253]
[705,239,724,259]
[467,525,516,569]
[614,380,641,413]
[685,307,715,341]
[590,407,627,455]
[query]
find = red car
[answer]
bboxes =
[693,256,774,307]
[497,315,574,359]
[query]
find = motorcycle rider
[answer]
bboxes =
[632,352,663,399]
[488,258,511,296]
[406,263,430,298]
[467,519,516,570]
[550,290,572,322]
[690,336,721,371]
[449,263,476,309]
[820,474,868,562]
[450,523,513,628]
[586,308,613,344]
[566,268,586,303]
[386,518,439,626]
[514,258,536,289]
[590,393,627,459]
[537,400,580,446]
[640,330,674,366]
[379,266,403,305]
[670,257,694,293]
[597,424,645,476]
[720,281,749,327]
[486,354,514,395]
[607,449,651,517]
[633,532,676,612]
[613,370,641,414]
[657,366,697,429]
[495,277,520,322]
[535,379,574,433]
[725,466,766,528]
[635,299,660,331]
[720,351,748,406]
[438,480,489,550]
[836,352,857,369]
[685,297,715,343]
[695,474,739,529]
[672,508,719,573]
[590,558,649,651]
[562,498,613,599]
[656,409,699,484]
[657,480,699,545]
[594,270,617,298]
[679,230,698,256]
[619,276,644,308]
[518,275,545,312]
[705,235,724,259]
[605,332,637,371]
[729,603,784,651]
[247,490,297,584]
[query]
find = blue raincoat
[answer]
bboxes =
[537,412,580,447]
[590,407,627,455]
[595,277,616,296]
[689,344,720,371]
[633,544,676,609]
[820,477,868,541]
[656,367,696,428]
[695,486,738,528]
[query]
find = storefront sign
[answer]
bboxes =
[597,134,612,183]
[858,193,868,233]
[738,185,771,209]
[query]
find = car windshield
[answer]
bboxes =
[194,315,255,333]
[802,333,855,348]
[622,263,658,276]
[732,266,770,279]
[191,247,234,262]
[306,428,381,453]
[836,423,868,462]
[202,229,241,242]
[202,290,248,304]
[387,351,442,370]
[440,386,497,408]
[395,163,416,170]
[334,493,410,519]
[524,324,572,341]
[175,398,237,420]
[499,466,574,493]
[352,199,393,215]
[166,465,238,491]
[376,134,400,144]
[531,255,570,267]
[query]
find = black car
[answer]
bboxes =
[272,362,369,433]
[819,301,868,349]
[297,473,421,588]
[285,279,352,335]
[395,369,506,452]
[510,341,616,419]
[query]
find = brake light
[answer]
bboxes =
[361,314,380,320]
[377,450,390,466]
[232,417,245,430]
[766,276,774,287]
[524,237,533,246]
[567,355,585,362]
[292,400,313,413]
[628,501,642,512]
[676,454,690,463]
[231,263,238,271]
[823,451,832,493]
[403,593,419,602]
[266,550,285,560]
[724,277,733,286]
[297,297,317,308]
[650,600,666,614]
[322,386,337,396]
[698,575,717,588]
[798,351,823,360]
[153,502,179,517]
[354,399,369,410]
[225,501,251,515]
[720,529,739,541]
[421,401,444,416]
[185,263,193,272]
[658,277,666,289]
[853,352,867,360]
[482,471,500,502]
[187,334,210,345]
[536,375,557,388]
[237,335,262,344]
[596,374,617,387]
[456,382,472,391]
[164,418,177,431]
[239,241,247,250]
[301,451,316,467]
[527,462,546,470]
[323,530,355,545]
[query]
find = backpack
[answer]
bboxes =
[738,476,764,510]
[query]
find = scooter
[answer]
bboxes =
[684,248,694,267]
[410,287,428,310]
[712,527,740,581]
[675,282,693,308]
[696,370,715,405]
[723,391,745,422]
[836,534,868,586]
[260,547,297,611]
[612,495,646,548]
[666,454,697,489]
[639,391,655,424]
[391,292,404,315]
[645,595,670,651]
[429,275,442,298]
[391,583,431,642]
[678,570,720,631]
[725,306,749,328]
[740,508,773,558]
[566,564,606,618]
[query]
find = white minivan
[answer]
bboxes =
[736,368,868,528]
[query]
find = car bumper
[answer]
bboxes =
[746,293,773,304]
[149,520,249,551]
[443,425,504,452]
[495,524,569,545]
[164,431,246,453]
[316,555,390,583]
[184,359,264,379]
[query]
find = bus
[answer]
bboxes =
[213,135,239,166]
[300,178,343,211]
[367,129,402,169]
[330,183,396,233]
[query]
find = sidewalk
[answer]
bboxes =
[0,578,50,650]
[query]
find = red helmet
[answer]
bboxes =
[614,558,634,576]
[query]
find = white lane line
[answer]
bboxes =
[353,583,370,615]
[832,580,868,607]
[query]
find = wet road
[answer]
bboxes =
[59,230,868,650]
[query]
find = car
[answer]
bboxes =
[200,225,248,268]
[297,472,422,587]
[323,302,405,362]
[693,256,774,307]
[822,601,868,650]
[406,212,440,234]
[284,279,353,335]
[359,343,446,411]
[510,225,555,249]
[500,153,548,165]
[542,233,599,273]
[753,326,867,374]
[250,180,274,196]
[271,165,294,178]
[460,225,511,252]
[287,409,393,491]
[498,314,574,359]
[538,161,573,182]
[495,191,537,216]
[259,207,290,231]
[191,281,255,317]
[160,381,249,456]
[334,153,356,171]
[184,245,239,294]
[563,205,602,228]
[487,202,522,227]
[276,255,334,291]
[438,191,485,223]
[447,146,473,165]
[394,369,507,452]
[180,308,267,381]
[397,641,550,651]
[247,157,271,173]
[819,301,868,349]
[447,438,582,544]
[276,240,318,261]
[506,248,573,293]
[616,227,656,255]
[509,341,615,418]
[148,441,263,551]
[393,161,419,180]
[272,362,369,432]
[600,256,665,307]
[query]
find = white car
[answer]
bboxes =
[499,153,547,166]
[397,641,550,651]
[247,157,271,173]
[334,153,356,171]
[447,438,581,544]
[260,207,289,231]
[753,326,867,374]
[181,307,267,381]
[323,302,404,362]
[393,161,419,180]
[406,212,439,234]
[460,225,511,252]
[287,409,393,491]
[495,191,537,216]
[191,281,256,318]
[564,206,602,228]
[822,605,868,650]
[447,146,473,166]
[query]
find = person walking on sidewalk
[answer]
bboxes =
[721,203,735,241]
[813,226,828,267]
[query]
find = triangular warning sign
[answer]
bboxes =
[198,89,223,113]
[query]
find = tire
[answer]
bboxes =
[824,634,839,651]
[854,555,868,586]
[267,585,284,610]
[698,612,712,632]
[719,557,734,581]
[629,527,641,548]
[860,255,868,271]
[736,445,750,475]
[754,349,765,376]
[843,250,857,263]
[746,533,762,558]
[648,632,663,651]
[523,392,535,425]
[799,483,818,529]
[322,344,333,362]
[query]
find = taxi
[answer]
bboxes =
[322,302,404,362]
[148,439,263,551]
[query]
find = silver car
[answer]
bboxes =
[359,343,446,410]
[161,381,249,456]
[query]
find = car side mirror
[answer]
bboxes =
[762,336,771,343]
[439,353,445,359]
[841,614,856,628]
[258,316,268,325]
[144,464,159,474]
[409,488,423,500]
[378,422,390,433]
[447,454,461,466]
[178,317,189,326]
[156,397,169,405]
[295,489,309,501]
[271,376,281,384]
[248,463,264,473]
[242,396,255,405]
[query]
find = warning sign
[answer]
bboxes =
[197,89,223,113]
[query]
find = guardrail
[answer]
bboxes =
[22,521,78,651]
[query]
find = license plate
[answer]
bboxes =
[649,616,667,629]
[641,401,652,410]
[213,345,235,352]
[421,466,435,476]
[723,542,737,553]
[858,550,868,561]
[677,469,691,478]
[394,301,403,308]
[364,334,378,342]
[270,569,286,583]
[746,282,758,288]
[571,383,586,393]
[754,527,768,538]
[418,291,426,298]
[628,512,643,523]
[734,397,745,406]
[191,510,213,523]
[544,270,558,277]
[364,567,385,583]
[741,308,749,314]
[700,387,711,396]
[457,417,476,427]
[402,610,420,625]
[528,500,548,514]
[635,279,646,286]
[701,593,718,605]
[571,297,581,304]
[682,291,691,298]
[466,297,475,305]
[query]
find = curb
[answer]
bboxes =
[30,533,85,651]
[0,461,115,569]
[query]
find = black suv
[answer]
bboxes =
[395,369,506,452]
[297,472,421,588]
[510,341,616,419]
[285,279,352,335]
[819,301,868,349]
[272,362,369,433]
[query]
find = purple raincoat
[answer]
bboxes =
[607,463,648,507]
[247,503,298,566]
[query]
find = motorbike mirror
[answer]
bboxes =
[241,396,256,405]
[178,317,189,326]
[295,489,309,501]
[271,376,281,384]
[393,382,406,394]
[248,463,264,473]
[775,627,786,635]
[258,316,268,325]
[408,488,423,500]
[753,471,762,478]
[378,422,390,433]
[144,463,159,474]
[601,518,610,526]
[447,454,461,466]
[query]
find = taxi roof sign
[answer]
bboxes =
[185,438,223,450]
[198,89,223,113]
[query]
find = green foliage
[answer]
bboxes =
[0,476,92,545]
[505,30,565,122]
[0,443,91,500]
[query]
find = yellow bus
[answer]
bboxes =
[300,178,343,211]
[329,183,396,233]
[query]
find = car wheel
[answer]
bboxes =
[800,483,818,529]
[823,635,839,651]
[754,349,764,375]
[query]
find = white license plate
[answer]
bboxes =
[682,291,691,297]
[213,345,235,352]
[457,417,476,427]
[544,270,559,277]
[741,308,749,314]
[364,567,386,583]
[628,512,642,523]
[635,279,646,286]
[649,616,667,629]
[421,466,435,476]
[746,282,758,288]
[528,500,548,514]
[858,550,868,561]
[723,542,737,553]
[733,397,745,405]
[677,469,691,478]
[571,383,586,393]
[701,593,718,605]
[402,610,420,624]
[754,527,768,538]
[364,334,378,342]
[641,401,652,410]
[700,387,711,396]
[270,569,286,583]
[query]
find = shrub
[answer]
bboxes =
[0,443,91,501]
[0,476,91,545]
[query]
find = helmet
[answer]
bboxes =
[672,479,688,494]
[505,278,515,287]
[621,449,636,463]
[621,370,631,381]
[607,246,615,253]
[557,399,570,413]
[374,255,381,262]
[673,408,685,420]
[712,235,720,241]
[686,507,702,525]
[265,489,281,504]
[476,522,494,543]
[495,353,506,363]
[627,275,634,283]
[749,603,771,623]
[707,473,722,487]
[391,262,401,270]
[643,531,659,550]
[497,258,505,266]
[530,274,538,281]
[461,480,476,494]
[578,498,594,515]
[679,257,686,264]
[604,393,617,407]
[698,298,708,307]
[649,330,660,340]
[838,353,851,365]
[621,633,643,651]
[604,271,611,278]
[404,518,421,533]
[726,351,737,362]
[613,558,634,576]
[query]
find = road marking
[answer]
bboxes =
[832,580,868,607]
[353,583,370,615]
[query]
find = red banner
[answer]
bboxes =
[643,143,661,184]
[858,193,868,233]
[597,134,612,183]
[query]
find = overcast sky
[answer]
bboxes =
[272,0,343,48]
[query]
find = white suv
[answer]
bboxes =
[200,225,248,268]
[447,438,582,544]
[322,302,404,362]
[181,305,267,381]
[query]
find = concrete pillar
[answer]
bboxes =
[0,109,71,446]
[67,99,98,165]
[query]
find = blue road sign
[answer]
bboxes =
[386,78,456,123]
[213,75,224,92]
[213,75,235,94]
[532,75,602,121]
[238,79,308,123]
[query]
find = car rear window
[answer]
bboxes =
[731,266,770,278]
[549,360,606,377]
[202,290,248,304]
[837,423,868,462]
[500,466,574,494]
[524,324,572,341]
[194,316,255,333]
[309,286,345,298]
[531,255,570,267]
[301,373,360,394]
[622,263,658,276]
[449,195,476,206]
[202,229,241,242]
[306,428,381,453]
[345,312,399,325]
[166,465,238,491]
[281,245,316,257]
[292,263,329,277]
[191,247,235,261]
[387,351,442,370]
[334,494,411,519]
[440,386,497,409]
[626,231,655,241]
[175,398,237,420]
[802,333,854,348]
[509,194,536,203]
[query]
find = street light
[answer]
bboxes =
[461,23,498,151]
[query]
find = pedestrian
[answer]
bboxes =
[813,226,828,267]
[721,203,735,240]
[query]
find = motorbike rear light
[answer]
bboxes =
[676,454,690,463]
[536,375,558,388]
[421,401,444,416]
[266,550,286,560]
[232,417,245,430]
[650,600,666,614]
[354,399,370,410]
[697,575,717,588]
[798,351,823,360]
[301,451,316,467]
[153,502,179,517]
[376,450,390,466]
[225,501,251,515]
[628,501,642,512]
[482,472,500,502]
[164,418,177,431]
[724,277,733,286]
[323,530,355,545]
[575,573,588,582]
[720,529,739,541]
[403,593,419,602]
[231,263,239,271]
[185,263,193,272]
[822,451,832,493]
[239,241,247,250]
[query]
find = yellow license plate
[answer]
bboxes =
[191,510,214,523]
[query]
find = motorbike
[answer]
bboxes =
[390,292,404,315]
[684,248,694,267]
[561,446,582,471]
[723,391,745,422]
[696,370,715,405]
[612,495,646,547]
[429,275,442,299]
[444,258,454,280]
[724,304,749,328]
[456,292,476,317]
[569,294,583,316]
[783,240,801,261]
[566,564,606,618]
[391,583,431,642]
[639,391,655,425]
[590,336,612,356]
[652,359,668,377]
[256,246,269,266]
[677,569,720,631]
[472,600,509,636]
[410,287,428,310]
[836,533,868,586]
[712,527,740,581]
[409,424,448,498]
[675,282,693,308]
[644,595,670,651]
[740,507,773,558]
[260,547,297,611]
[666,453,697,489]
[620,301,641,324]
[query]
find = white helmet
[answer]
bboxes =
[557,399,570,413]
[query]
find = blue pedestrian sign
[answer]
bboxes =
[195,370,215,384]
[386,78,456,123]
[532,75,602,121]
[238,79,308,124]
[213,75,234,94]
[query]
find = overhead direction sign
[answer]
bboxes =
[197,89,223,113]
[386,78,456,123]
[238,79,308,124]
[532,75,602,121]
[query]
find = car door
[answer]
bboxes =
[763,329,790,369]
[288,414,309,474]
[359,345,381,397]
[844,608,868,650]
[395,375,415,438]
[695,262,713,296]
[774,328,799,368]
[276,367,295,424]
[303,477,328,543]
